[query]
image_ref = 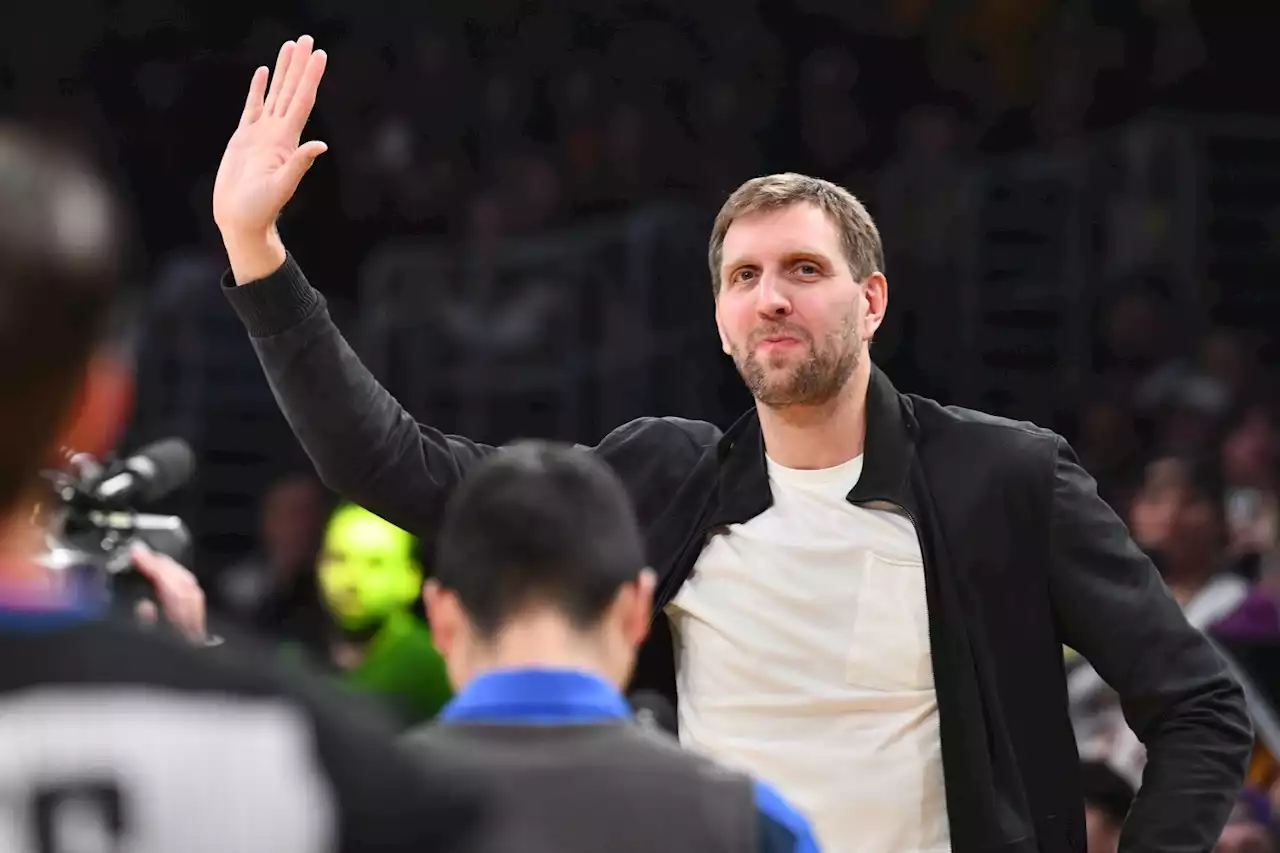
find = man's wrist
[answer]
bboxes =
[221,227,288,286]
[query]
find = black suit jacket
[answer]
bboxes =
[226,254,1253,853]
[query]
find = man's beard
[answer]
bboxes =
[731,320,861,408]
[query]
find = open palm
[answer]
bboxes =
[213,36,329,239]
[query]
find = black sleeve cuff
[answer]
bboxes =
[221,253,324,338]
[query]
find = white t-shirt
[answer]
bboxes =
[667,453,950,853]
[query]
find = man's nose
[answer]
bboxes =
[755,273,792,317]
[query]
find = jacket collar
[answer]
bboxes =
[438,667,632,725]
[712,362,917,527]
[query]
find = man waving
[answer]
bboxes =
[213,36,1251,853]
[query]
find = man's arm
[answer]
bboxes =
[223,254,495,533]
[211,37,704,536]
[211,36,496,533]
[752,779,822,853]
[1048,438,1252,853]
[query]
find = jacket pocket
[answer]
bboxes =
[845,551,933,691]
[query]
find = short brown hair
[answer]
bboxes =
[708,173,884,295]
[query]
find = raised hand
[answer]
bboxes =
[213,36,328,283]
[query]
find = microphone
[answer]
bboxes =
[630,691,678,736]
[93,438,196,505]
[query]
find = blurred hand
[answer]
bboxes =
[1229,492,1278,557]
[130,544,207,645]
[213,35,328,281]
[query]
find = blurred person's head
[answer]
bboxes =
[260,472,327,579]
[1223,405,1277,490]
[1218,795,1277,853]
[317,503,422,635]
[1129,454,1225,584]
[1200,328,1253,401]
[897,103,962,161]
[709,173,887,411]
[799,47,860,96]
[1079,394,1140,473]
[424,441,655,691]
[1100,287,1170,368]
[0,125,133,564]
[1080,760,1135,853]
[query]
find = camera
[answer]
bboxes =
[35,438,196,605]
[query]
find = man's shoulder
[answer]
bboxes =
[0,616,344,850]
[595,416,723,457]
[408,717,748,783]
[908,393,1063,463]
[0,615,484,851]
[590,417,722,521]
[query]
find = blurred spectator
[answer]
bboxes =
[1081,760,1136,853]
[687,66,771,199]
[798,47,869,181]
[876,101,975,390]
[1217,793,1278,853]
[215,472,329,642]
[1222,404,1280,564]
[286,504,453,728]
[1128,454,1245,604]
[1201,328,1258,407]
[1075,392,1144,509]
[1095,286,1175,389]
[1072,453,1248,781]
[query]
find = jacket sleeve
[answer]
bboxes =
[223,255,705,538]
[752,779,822,853]
[1047,437,1252,853]
[223,255,499,535]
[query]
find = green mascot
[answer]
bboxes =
[291,503,453,726]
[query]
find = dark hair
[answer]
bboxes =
[434,440,648,638]
[1144,452,1225,521]
[0,125,127,512]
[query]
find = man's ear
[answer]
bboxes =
[714,301,732,355]
[618,568,656,648]
[423,580,459,658]
[862,271,888,341]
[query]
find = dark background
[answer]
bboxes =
[9,0,1280,841]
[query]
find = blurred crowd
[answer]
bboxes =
[0,0,1217,290]
[5,1,1277,851]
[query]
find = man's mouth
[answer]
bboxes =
[757,334,802,350]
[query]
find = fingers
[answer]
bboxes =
[262,40,295,116]
[277,140,328,195]
[134,599,159,627]
[274,34,314,117]
[284,49,327,131]
[238,66,268,128]
[130,545,207,645]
